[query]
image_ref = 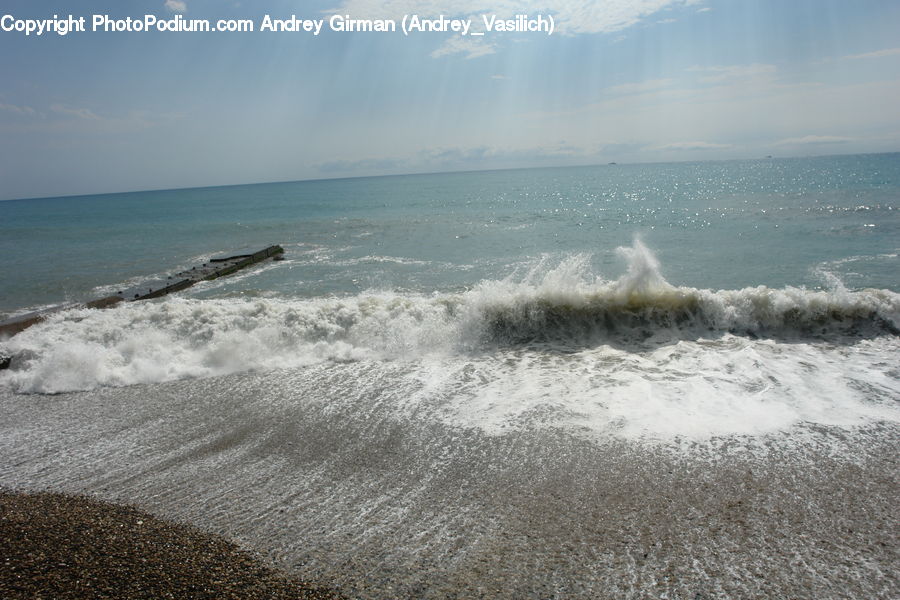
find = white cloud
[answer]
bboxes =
[844,48,900,60]
[0,103,36,115]
[315,156,405,173]
[164,0,187,13]
[431,36,495,59]
[607,78,674,95]
[328,1,704,35]
[696,7,711,12]
[688,63,776,83]
[50,104,101,120]
[516,68,900,162]
[655,141,732,150]
[314,141,601,174]
[774,135,853,146]
[490,74,508,80]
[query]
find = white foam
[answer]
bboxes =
[1,241,898,443]
[613,237,672,298]
[411,333,900,442]
[327,255,434,267]
[0,294,459,394]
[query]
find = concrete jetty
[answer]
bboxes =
[0,245,284,346]
[126,245,284,301]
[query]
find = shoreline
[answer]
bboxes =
[1,362,897,598]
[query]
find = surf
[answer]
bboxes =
[1,240,897,394]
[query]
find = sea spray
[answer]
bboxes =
[1,240,897,397]
[613,237,672,299]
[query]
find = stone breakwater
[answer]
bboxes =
[0,245,284,366]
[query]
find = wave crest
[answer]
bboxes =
[480,284,899,344]
[472,239,898,343]
[1,241,898,393]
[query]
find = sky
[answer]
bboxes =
[1,0,899,200]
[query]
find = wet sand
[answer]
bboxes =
[0,367,897,598]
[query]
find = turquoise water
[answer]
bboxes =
[0,153,898,427]
[1,153,899,598]
[1,153,898,317]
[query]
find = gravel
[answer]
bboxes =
[0,490,346,599]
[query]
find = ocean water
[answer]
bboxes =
[1,154,899,597]
[1,153,898,436]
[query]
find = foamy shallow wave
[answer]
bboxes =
[411,336,900,443]
[1,241,898,410]
[3,290,899,442]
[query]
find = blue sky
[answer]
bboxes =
[1,0,899,200]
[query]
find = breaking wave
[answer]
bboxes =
[1,240,898,394]
[475,241,899,344]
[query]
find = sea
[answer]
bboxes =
[1,153,898,598]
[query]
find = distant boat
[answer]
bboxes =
[608,162,617,165]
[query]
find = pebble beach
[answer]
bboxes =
[0,490,344,599]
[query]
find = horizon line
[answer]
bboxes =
[2,149,898,204]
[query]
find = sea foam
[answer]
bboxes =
[1,241,898,442]
[2,240,897,393]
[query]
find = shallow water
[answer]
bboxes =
[0,373,896,598]
[1,155,898,597]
